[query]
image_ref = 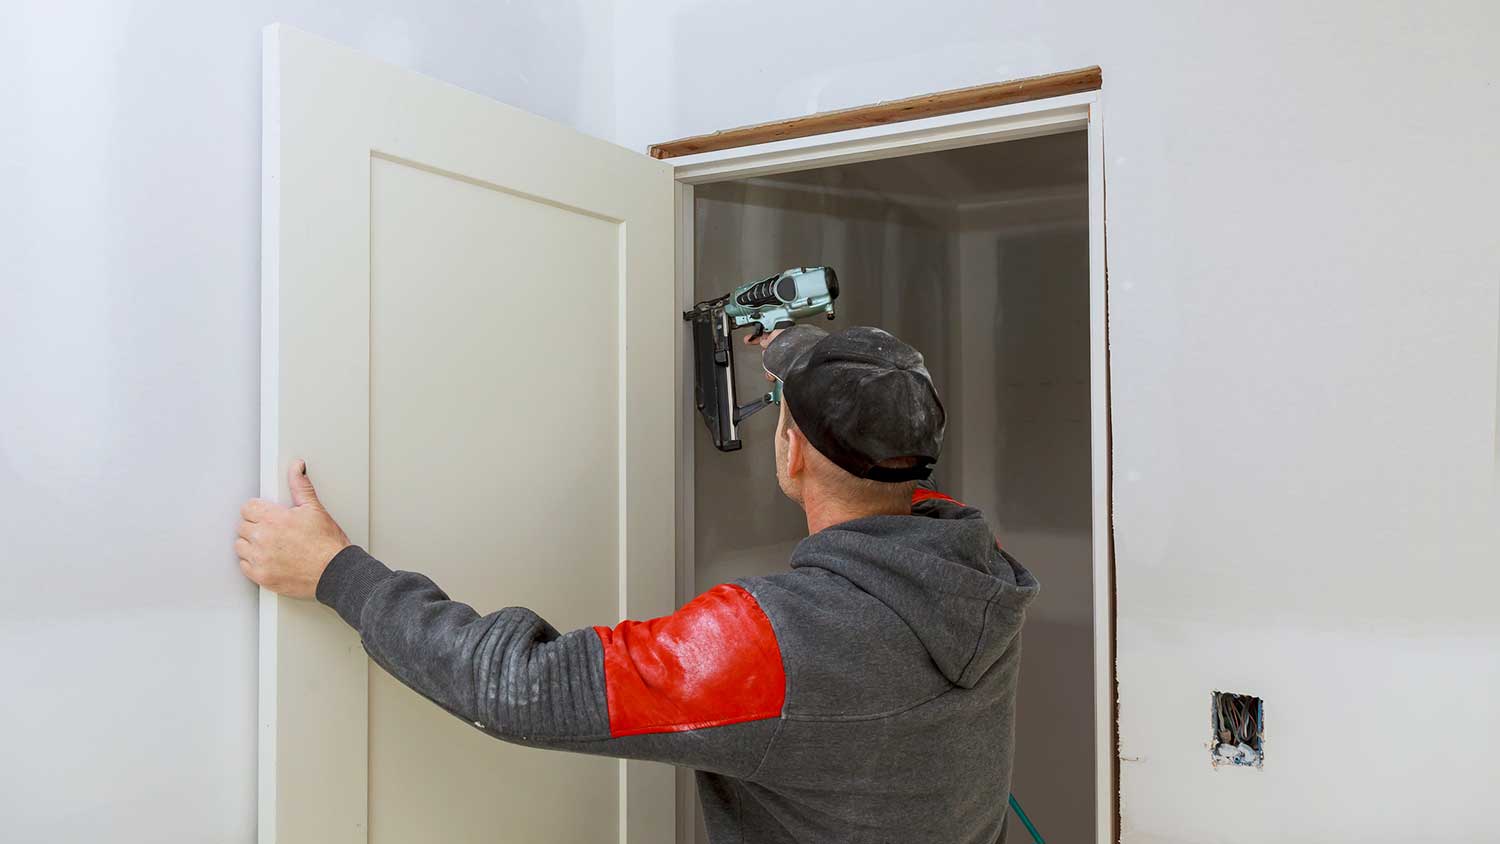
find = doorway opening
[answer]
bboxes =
[676,119,1104,844]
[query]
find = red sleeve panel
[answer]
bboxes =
[593,583,786,738]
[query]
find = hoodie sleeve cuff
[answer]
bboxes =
[316,545,395,631]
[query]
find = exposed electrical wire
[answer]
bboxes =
[1211,692,1263,768]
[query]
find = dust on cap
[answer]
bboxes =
[763,325,945,482]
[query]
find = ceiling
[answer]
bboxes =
[750,130,1088,206]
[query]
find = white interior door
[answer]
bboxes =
[260,25,676,843]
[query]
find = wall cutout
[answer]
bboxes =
[1211,692,1264,769]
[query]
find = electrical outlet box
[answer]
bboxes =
[1210,691,1263,769]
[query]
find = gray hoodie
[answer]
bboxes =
[317,489,1039,843]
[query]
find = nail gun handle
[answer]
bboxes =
[734,391,776,423]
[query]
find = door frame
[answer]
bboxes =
[665,89,1113,844]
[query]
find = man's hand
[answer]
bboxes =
[745,328,785,380]
[236,460,351,599]
[743,327,785,349]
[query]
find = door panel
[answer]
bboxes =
[261,25,675,844]
[366,157,622,842]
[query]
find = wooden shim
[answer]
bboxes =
[648,66,1101,160]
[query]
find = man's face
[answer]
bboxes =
[774,401,802,505]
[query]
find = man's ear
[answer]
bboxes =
[785,426,806,478]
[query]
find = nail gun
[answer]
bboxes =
[683,266,839,452]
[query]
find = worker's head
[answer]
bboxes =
[773,399,927,510]
[763,326,946,515]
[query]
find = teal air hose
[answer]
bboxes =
[1008,792,1044,844]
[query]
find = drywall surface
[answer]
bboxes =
[0,3,611,840]
[624,2,1500,841]
[692,174,956,844]
[692,176,957,597]
[956,197,1092,843]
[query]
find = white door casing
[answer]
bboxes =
[260,24,676,844]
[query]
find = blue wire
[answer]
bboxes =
[1008,792,1045,844]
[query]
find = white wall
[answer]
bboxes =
[618,2,1500,841]
[0,3,611,840]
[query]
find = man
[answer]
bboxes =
[237,325,1039,843]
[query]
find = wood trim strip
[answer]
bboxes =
[648,66,1101,160]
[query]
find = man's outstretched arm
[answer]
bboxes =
[237,462,785,774]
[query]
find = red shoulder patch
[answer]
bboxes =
[912,488,963,506]
[593,583,785,737]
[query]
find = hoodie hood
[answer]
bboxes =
[787,500,1039,688]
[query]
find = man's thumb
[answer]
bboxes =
[288,459,322,508]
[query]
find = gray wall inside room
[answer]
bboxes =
[691,131,1093,844]
[957,189,1093,843]
[691,173,958,596]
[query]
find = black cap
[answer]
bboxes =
[763,325,945,482]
